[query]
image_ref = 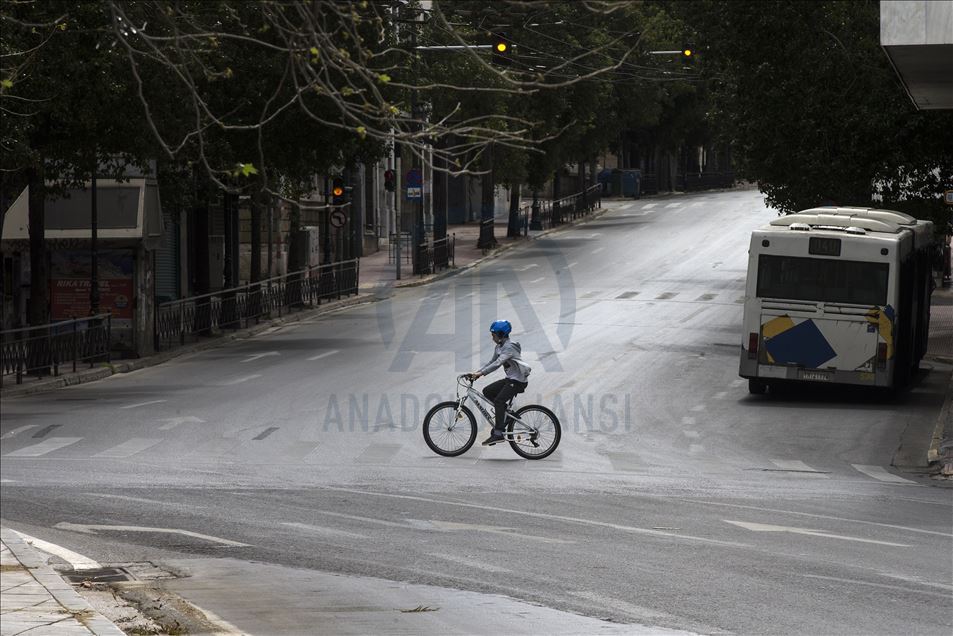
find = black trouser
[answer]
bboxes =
[482,378,528,431]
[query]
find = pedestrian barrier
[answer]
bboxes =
[154,259,359,351]
[521,183,603,233]
[0,314,112,386]
[416,234,456,276]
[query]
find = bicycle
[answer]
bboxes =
[422,375,561,460]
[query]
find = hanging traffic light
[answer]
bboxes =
[491,33,512,66]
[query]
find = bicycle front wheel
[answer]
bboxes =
[507,405,561,460]
[423,402,477,457]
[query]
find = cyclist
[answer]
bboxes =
[466,320,531,446]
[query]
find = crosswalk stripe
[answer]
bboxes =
[642,202,657,209]
[770,459,829,476]
[665,202,681,208]
[851,464,918,484]
[93,438,163,459]
[5,437,83,457]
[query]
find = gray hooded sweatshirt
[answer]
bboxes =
[479,339,531,383]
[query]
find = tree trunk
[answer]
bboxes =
[27,165,48,326]
[250,191,263,283]
[552,169,562,224]
[477,147,497,249]
[507,183,522,238]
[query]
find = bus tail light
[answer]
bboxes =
[748,332,759,360]
[876,343,888,370]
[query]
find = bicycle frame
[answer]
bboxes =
[454,376,535,439]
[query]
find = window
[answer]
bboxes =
[757,255,889,305]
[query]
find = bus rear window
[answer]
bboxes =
[757,255,889,305]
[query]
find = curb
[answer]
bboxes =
[927,371,953,466]
[1,292,378,399]
[1,528,125,636]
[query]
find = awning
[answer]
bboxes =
[1,178,164,249]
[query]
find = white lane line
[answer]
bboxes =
[851,464,919,484]
[320,486,750,547]
[430,552,513,574]
[310,510,411,530]
[4,437,83,457]
[242,351,279,363]
[308,350,340,361]
[89,493,206,508]
[592,247,605,254]
[615,203,634,211]
[586,233,602,239]
[796,573,951,600]
[157,416,205,431]
[528,277,545,284]
[1,425,38,440]
[770,459,829,477]
[281,521,366,539]
[724,520,911,547]
[689,201,707,207]
[713,391,729,400]
[517,264,539,271]
[690,404,705,412]
[119,399,167,410]
[93,438,163,459]
[54,522,250,547]
[665,202,681,208]
[567,262,578,269]
[11,530,102,570]
[642,203,658,209]
[221,374,262,386]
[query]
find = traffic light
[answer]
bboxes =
[331,176,347,205]
[383,169,396,192]
[491,33,512,66]
[681,47,696,67]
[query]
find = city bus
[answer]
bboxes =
[739,206,934,393]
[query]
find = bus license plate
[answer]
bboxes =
[800,370,831,382]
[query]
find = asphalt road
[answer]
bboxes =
[2,189,951,635]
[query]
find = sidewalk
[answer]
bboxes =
[1,199,623,399]
[0,528,124,636]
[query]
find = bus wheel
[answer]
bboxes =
[748,379,768,395]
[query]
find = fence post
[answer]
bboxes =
[73,318,78,373]
[106,314,112,365]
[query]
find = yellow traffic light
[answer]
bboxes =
[496,42,508,53]
[683,48,693,57]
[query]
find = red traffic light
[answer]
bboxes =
[332,185,344,197]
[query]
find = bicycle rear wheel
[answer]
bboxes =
[507,405,561,460]
[423,402,477,457]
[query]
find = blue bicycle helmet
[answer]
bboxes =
[489,320,512,336]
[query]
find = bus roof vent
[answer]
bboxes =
[844,226,866,235]
[789,222,811,231]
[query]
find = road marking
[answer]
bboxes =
[665,202,681,209]
[119,399,167,410]
[310,510,411,529]
[88,493,206,508]
[770,459,828,476]
[5,437,83,457]
[517,264,539,271]
[683,431,700,439]
[528,277,545,284]
[567,262,578,269]
[32,424,61,438]
[688,443,704,454]
[430,552,512,573]
[281,521,366,539]
[356,443,402,464]
[586,233,602,239]
[615,203,634,211]
[690,404,705,412]
[681,416,696,426]
[1,425,38,439]
[54,522,250,547]
[713,391,729,399]
[94,438,162,459]
[221,374,262,386]
[796,573,951,599]
[11,530,102,570]
[642,203,657,209]
[689,201,707,207]
[724,520,911,547]
[319,486,749,547]
[242,351,279,363]
[422,520,575,545]
[592,247,605,254]
[308,349,340,361]
[851,464,918,484]
[682,500,952,538]
[158,416,206,431]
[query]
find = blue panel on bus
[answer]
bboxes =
[764,319,836,369]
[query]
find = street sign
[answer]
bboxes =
[406,168,422,187]
[406,186,422,201]
[330,209,347,228]
[944,190,953,205]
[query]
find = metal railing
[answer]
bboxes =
[1,314,112,387]
[521,183,603,233]
[416,234,456,276]
[155,259,359,352]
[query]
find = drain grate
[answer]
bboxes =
[63,567,134,584]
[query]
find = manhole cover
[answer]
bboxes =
[63,567,134,584]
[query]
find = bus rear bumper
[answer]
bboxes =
[739,358,890,388]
